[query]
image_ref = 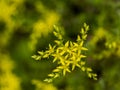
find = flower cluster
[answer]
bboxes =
[32,23,97,83]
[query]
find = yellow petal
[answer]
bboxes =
[81,67,86,71]
[48,73,54,77]
[53,69,60,72]
[65,41,69,47]
[81,47,88,50]
[87,68,92,72]
[80,55,86,58]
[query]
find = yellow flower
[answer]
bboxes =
[32,23,97,82]
[52,49,62,62]
[70,56,81,70]
[58,64,71,76]
[48,44,56,54]
[58,41,70,54]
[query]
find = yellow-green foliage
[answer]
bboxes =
[89,28,120,59]
[28,1,60,51]
[0,0,23,47]
[0,53,21,90]
[0,0,60,51]
[32,23,97,83]
[32,80,57,90]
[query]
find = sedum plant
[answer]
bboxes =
[32,23,97,83]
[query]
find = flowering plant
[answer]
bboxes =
[32,23,97,83]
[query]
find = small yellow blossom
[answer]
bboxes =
[32,23,97,82]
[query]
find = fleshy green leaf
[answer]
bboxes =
[48,73,54,77]
[81,28,84,34]
[87,68,92,72]
[81,67,86,71]
[53,25,59,31]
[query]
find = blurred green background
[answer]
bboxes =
[0,0,120,90]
